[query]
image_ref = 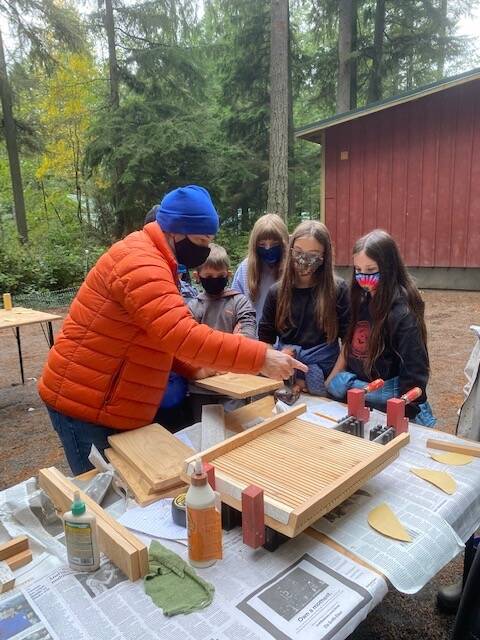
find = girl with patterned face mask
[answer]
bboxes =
[258,221,350,397]
[326,229,436,427]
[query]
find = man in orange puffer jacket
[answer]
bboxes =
[39,185,306,474]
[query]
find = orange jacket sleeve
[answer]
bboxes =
[110,251,267,374]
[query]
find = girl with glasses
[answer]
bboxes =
[258,221,349,396]
[326,229,436,426]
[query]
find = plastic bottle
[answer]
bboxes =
[185,458,223,568]
[63,491,100,572]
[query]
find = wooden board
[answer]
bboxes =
[195,373,282,399]
[105,448,187,506]
[426,438,480,458]
[108,423,194,492]
[39,467,148,581]
[183,405,409,538]
[0,307,62,330]
[224,396,275,433]
[0,536,29,561]
[4,550,32,571]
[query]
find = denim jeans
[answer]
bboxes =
[46,406,120,476]
[327,372,437,427]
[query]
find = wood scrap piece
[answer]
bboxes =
[426,438,480,458]
[430,452,473,466]
[105,448,186,506]
[0,535,29,561]
[109,423,194,491]
[5,549,32,571]
[195,373,282,399]
[224,395,275,432]
[410,468,456,494]
[39,467,147,581]
[368,503,412,542]
[0,562,15,593]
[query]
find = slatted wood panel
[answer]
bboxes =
[325,78,480,268]
[184,407,409,537]
[195,373,282,399]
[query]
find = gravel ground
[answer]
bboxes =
[0,289,479,639]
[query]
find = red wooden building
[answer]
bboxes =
[297,68,480,289]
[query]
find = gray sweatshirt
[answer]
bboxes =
[187,289,257,338]
[187,289,257,396]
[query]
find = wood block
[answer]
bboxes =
[0,562,15,593]
[39,467,148,581]
[0,535,29,561]
[108,424,194,492]
[203,463,216,490]
[426,438,480,458]
[5,549,32,571]
[224,396,275,433]
[195,373,282,399]
[242,485,265,548]
[105,448,186,506]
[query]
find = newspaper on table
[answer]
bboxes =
[0,478,387,640]
[1,530,386,640]
[308,399,480,593]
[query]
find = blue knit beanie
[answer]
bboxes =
[156,185,219,235]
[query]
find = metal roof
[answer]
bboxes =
[296,67,480,143]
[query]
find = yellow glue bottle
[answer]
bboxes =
[186,459,223,568]
[63,491,100,572]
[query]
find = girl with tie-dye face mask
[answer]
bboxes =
[326,229,436,426]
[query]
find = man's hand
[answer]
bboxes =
[193,367,217,380]
[260,349,308,380]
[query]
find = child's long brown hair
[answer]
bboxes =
[247,214,289,302]
[276,221,338,343]
[346,229,428,376]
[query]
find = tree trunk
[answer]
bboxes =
[267,0,289,221]
[437,0,448,79]
[350,0,358,109]
[367,0,386,104]
[287,3,295,219]
[0,28,28,242]
[103,0,119,109]
[337,0,354,113]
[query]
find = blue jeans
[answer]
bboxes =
[327,372,436,427]
[46,407,120,475]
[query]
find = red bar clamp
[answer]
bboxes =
[387,387,422,434]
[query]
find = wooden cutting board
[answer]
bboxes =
[108,424,194,491]
[195,373,282,399]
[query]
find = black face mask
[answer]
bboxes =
[174,237,211,269]
[200,276,228,296]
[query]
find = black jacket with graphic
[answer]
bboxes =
[346,290,429,415]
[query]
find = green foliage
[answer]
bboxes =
[0,0,479,292]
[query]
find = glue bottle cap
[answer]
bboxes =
[191,458,207,487]
[71,491,86,516]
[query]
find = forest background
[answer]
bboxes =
[0,0,479,300]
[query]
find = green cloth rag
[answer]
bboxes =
[144,540,215,616]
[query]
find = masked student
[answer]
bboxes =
[232,213,289,322]
[258,221,350,396]
[187,243,257,421]
[326,229,436,426]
